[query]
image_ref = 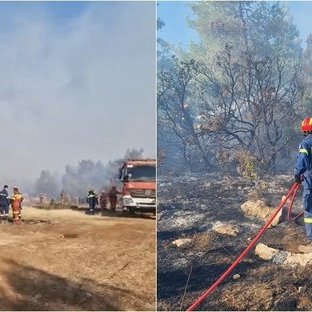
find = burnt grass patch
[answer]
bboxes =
[157,174,311,311]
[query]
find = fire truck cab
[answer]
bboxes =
[119,159,156,215]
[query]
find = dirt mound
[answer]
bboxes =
[33,203,80,210]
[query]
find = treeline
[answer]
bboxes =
[33,148,144,198]
[158,2,312,178]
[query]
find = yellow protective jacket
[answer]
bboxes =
[11,193,23,209]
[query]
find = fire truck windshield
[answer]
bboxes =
[127,165,155,182]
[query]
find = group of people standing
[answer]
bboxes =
[86,186,121,214]
[0,185,24,223]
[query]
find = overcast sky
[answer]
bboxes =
[0,1,156,182]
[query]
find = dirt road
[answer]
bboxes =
[0,207,155,311]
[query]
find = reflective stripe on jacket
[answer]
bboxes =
[295,135,312,189]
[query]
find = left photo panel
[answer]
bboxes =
[0,1,156,311]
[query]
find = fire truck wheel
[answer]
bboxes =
[128,207,135,216]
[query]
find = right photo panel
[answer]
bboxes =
[157,1,312,311]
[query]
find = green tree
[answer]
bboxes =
[159,1,305,174]
[300,34,312,117]
[158,57,215,171]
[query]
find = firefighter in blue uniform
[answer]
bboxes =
[86,189,98,214]
[0,185,10,221]
[295,117,312,252]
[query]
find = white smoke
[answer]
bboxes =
[0,2,156,182]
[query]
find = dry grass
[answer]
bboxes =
[192,232,213,251]
[0,207,156,311]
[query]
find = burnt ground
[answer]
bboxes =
[157,173,312,311]
[0,207,155,311]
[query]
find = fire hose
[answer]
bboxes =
[187,182,301,311]
[287,184,303,221]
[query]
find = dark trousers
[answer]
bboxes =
[0,204,9,215]
[88,204,95,212]
[303,188,312,240]
[109,197,117,210]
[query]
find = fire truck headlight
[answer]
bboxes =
[124,198,134,205]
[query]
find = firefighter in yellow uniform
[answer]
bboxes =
[11,187,23,223]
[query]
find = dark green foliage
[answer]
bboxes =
[158,1,307,175]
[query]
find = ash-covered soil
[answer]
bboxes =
[0,207,155,311]
[157,173,312,311]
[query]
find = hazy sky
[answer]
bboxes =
[0,2,156,181]
[158,1,312,48]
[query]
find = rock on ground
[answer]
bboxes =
[214,224,241,236]
[255,243,312,267]
[172,238,192,247]
[241,200,282,226]
[284,253,312,267]
[233,274,240,280]
[255,243,279,260]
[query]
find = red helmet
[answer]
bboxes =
[301,117,312,132]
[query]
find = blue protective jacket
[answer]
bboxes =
[87,192,98,208]
[0,188,9,207]
[295,134,312,189]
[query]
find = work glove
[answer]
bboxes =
[295,174,302,184]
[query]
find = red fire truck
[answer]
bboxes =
[118,159,156,215]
